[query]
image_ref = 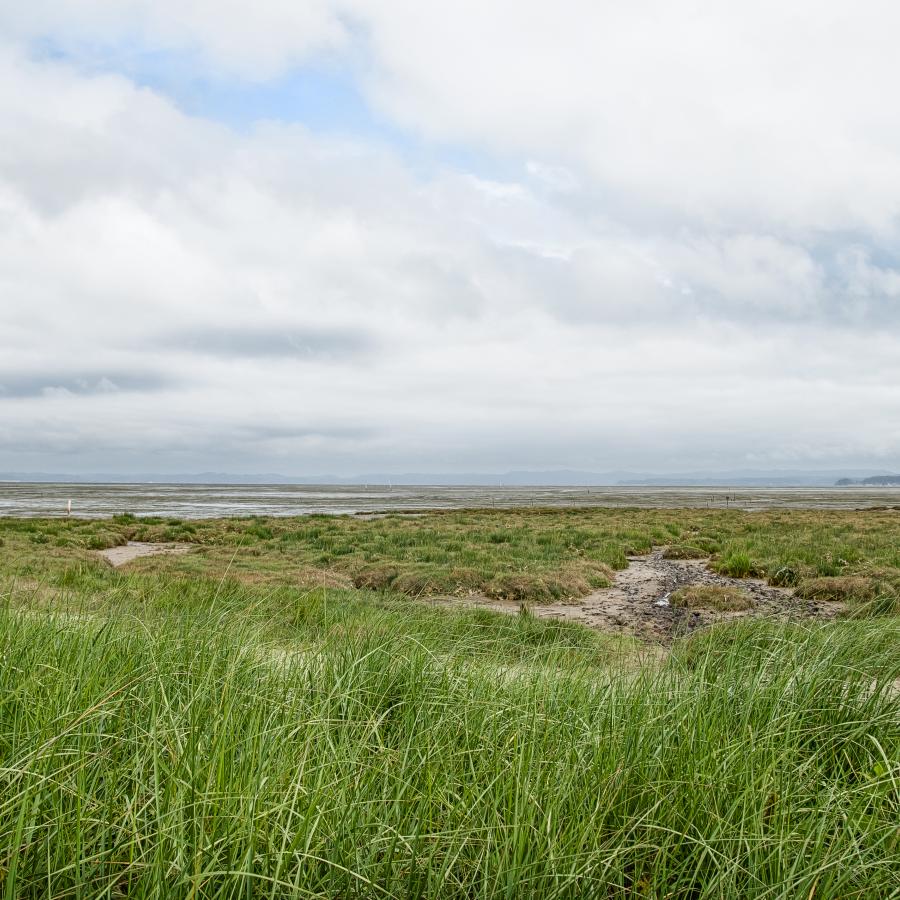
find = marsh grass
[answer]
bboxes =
[0,511,899,896]
[3,507,900,605]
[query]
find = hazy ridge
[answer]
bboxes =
[2,468,896,486]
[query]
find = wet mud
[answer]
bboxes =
[436,550,844,642]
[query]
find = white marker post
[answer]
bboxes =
[67,499,72,516]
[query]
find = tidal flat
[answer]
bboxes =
[3,480,900,517]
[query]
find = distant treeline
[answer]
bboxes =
[836,475,900,486]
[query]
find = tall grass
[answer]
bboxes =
[1,604,897,898]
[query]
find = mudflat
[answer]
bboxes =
[2,481,900,517]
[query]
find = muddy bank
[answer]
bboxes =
[99,541,192,567]
[436,550,843,642]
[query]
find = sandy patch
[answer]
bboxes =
[99,541,192,567]
[431,550,844,642]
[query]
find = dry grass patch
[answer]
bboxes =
[794,575,898,613]
[352,564,401,591]
[794,576,880,604]
[485,561,612,604]
[671,584,754,612]
[295,566,355,590]
[486,573,555,603]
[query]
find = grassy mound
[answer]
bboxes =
[795,574,882,603]
[670,583,754,611]
[662,544,708,559]
[795,574,899,615]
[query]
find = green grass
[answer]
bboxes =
[0,601,897,897]
[3,506,900,605]
[712,550,756,578]
[0,510,898,896]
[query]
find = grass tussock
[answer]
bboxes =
[671,583,754,611]
[662,543,708,559]
[796,574,882,603]
[795,574,900,615]
[486,561,612,603]
[712,550,757,578]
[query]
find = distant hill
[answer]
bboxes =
[2,468,897,487]
[836,475,900,486]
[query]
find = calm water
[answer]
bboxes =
[1,482,898,518]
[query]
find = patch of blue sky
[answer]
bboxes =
[171,65,517,181]
[29,36,517,182]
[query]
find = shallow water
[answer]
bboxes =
[1,482,898,518]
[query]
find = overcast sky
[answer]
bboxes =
[1,2,899,476]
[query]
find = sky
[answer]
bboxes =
[1,1,899,477]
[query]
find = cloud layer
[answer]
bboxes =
[1,3,899,475]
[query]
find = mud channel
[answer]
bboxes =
[436,550,844,642]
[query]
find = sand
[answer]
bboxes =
[99,541,192,567]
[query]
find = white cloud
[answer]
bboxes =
[1,1,347,78]
[351,0,900,234]
[0,6,899,474]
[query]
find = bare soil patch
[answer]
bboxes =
[432,549,844,642]
[99,542,192,567]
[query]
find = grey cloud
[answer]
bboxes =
[0,423,376,457]
[231,423,376,441]
[0,371,174,399]
[156,327,378,360]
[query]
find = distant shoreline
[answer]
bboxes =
[2,466,899,489]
